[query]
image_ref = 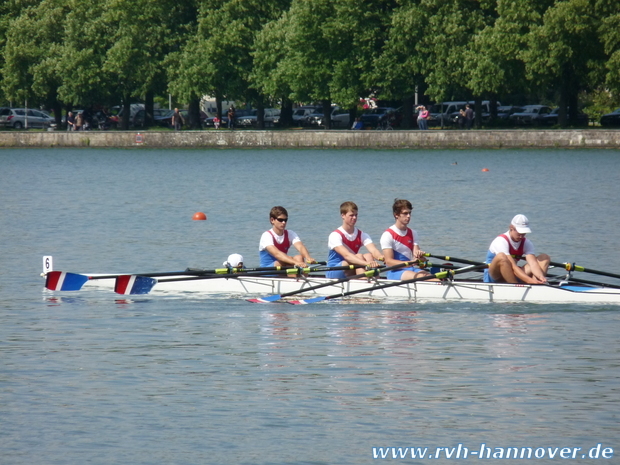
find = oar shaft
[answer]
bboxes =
[275,260,425,299]
[424,254,485,266]
[550,261,620,280]
[155,264,360,284]
[319,264,488,302]
[84,261,329,280]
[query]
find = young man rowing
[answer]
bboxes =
[380,199,432,280]
[326,201,384,279]
[259,206,317,268]
[484,214,550,284]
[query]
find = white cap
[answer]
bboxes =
[223,253,244,267]
[511,214,531,234]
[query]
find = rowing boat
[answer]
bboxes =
[45,270,620,304]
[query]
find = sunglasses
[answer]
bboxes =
[274,217,288,223]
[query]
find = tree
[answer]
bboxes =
[523,0,606,126]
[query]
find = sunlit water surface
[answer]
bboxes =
[1,148,619,464]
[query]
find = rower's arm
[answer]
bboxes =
[333,245,372,267]
[525,254,548,283]
[365,242,384,262]
[293,241,316,264]
[265,245,298,267]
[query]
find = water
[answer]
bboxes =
[1,148,619,464]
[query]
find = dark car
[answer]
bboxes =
[541,108,589,126]
[359,107,399,129]
[600,108,620,127]
[509,105,553,125]
[497,105,524,120]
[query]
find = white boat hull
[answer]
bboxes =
[79,274,620,304]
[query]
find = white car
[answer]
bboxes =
[0,108,55,129]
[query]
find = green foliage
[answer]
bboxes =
[1,0,619,115]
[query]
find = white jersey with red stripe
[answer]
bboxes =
[380,226,418,261]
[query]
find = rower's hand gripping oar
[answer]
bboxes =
[44,262,327,292]
[289,263,488,305]
[247,260,421,303]
[115,263,354,295]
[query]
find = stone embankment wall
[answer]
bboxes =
[1,129,619,149]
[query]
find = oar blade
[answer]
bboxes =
[45,271,89,291]
[288,296,327,305]
[115,275,158,295]
[246,295,283,303]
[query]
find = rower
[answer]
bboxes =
[484,214,550,284]
[258,206,317,268]
[223,253,244,271]
[325,201,384,279]
[380,199,433,281]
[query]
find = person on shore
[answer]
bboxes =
[416,105,429,130]
[326,201,384,279]
[227,106,236,129]
[171,108,184,131]
[380,199,431,281]
[66,111,75,131]
[484,214,550,284]
[213,115,221,129]
[75,112,84,131]
[465,104,474,129]
[259,206,317,268]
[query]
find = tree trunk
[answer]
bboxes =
[280,99,293,128]
[145,91,154,128]
[474,96,482,129]
[188,98,201,129]
[321,99,331,129]
[121,96,131,130]
[402,96,414,129]
[256,98,265,129]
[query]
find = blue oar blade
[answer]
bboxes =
[45,271,89,291]
[288,296,327,305]
[115,275,158,295]
[246,294,283,303]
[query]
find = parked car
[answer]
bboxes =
[600,108,620,127]
[428,101,467,127]
[0,108,55,129]
[204,108,252,127]
[153,109,174,127]
[292,106,321,126]
[306,106,351,129]
[359,107,400,129]
[235,108,281,128]
[497,105,524,120]
[236,109,259,127]
[541,108,589,126]
[509,105,552,125]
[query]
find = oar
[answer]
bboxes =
[115,264,359,295]
[44,262,327,292]
[289,263,488,305]
[550,261,620,280]
[247,261,421,303]
[548,275,620,290]
[424,253,487,267]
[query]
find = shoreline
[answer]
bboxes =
[1,129,619,149]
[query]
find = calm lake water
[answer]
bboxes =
[1,147,619,464]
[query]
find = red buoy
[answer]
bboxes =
[482,168,489,172]
[193,212,207,221]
